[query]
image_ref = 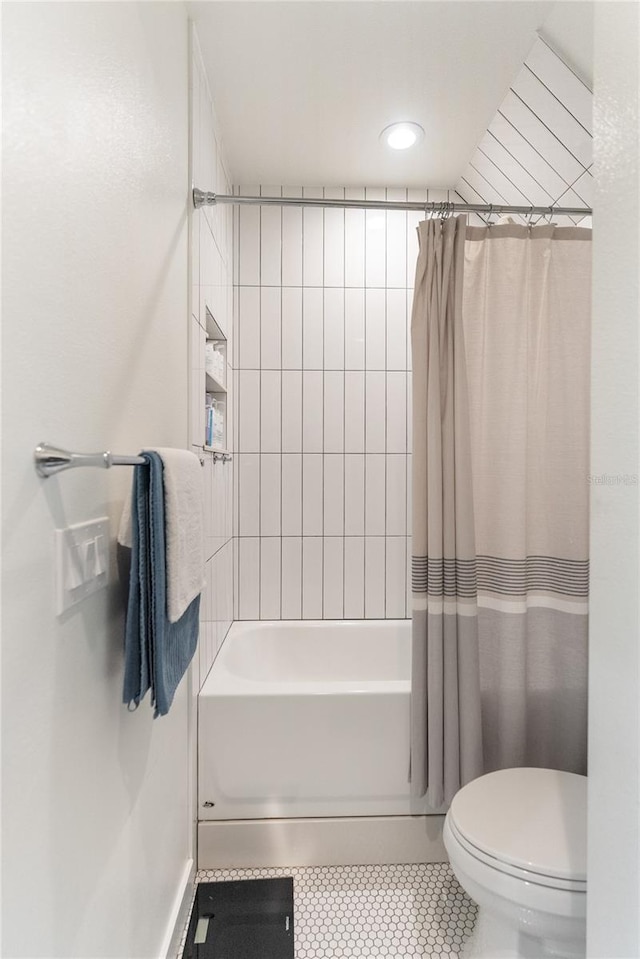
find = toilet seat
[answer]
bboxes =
[447,768,587,892]
[447,814,586,893]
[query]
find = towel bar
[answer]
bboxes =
[34,442,205,478]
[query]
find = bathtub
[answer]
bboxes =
[198,619,436,821]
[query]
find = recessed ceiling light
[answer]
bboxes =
[380,121,425,150]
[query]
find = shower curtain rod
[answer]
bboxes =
[192,188,592,218]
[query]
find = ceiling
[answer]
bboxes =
[187,1,593,189]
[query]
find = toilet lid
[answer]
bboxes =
[449,768,587,882]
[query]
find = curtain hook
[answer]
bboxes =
[530,206,546,227]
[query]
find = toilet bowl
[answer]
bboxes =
[443,767,587,959]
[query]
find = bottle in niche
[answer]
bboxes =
[205,394,214,447]
[215,402,225,448]
[211,398,219,448]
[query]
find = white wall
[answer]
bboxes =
[2,4,192,957]
[588,3,640,956]
[232,186,453,621]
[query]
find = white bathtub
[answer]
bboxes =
[198,619,436,821]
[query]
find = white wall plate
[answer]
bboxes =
[55,517,109,616]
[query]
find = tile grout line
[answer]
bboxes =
[258,185,262,620]
[321,186,326,619]
[229,283,416,291]
[342,186,346,620]
[279,184,284,620]
[301,186,305,619]
[507,86,589,171]
[384,187,388,620]
[231,366,405,372]
[405,188,410,618]
[363,187,368,620]
[495,107,588,193]
[237,191,242,620]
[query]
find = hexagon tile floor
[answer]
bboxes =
[177,862,477,958]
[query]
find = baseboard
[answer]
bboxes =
[198,815,447,869]
[158,858,195,959]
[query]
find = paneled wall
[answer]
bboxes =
[190,33,234,683]
[232,186,454,621]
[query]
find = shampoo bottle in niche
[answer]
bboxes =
[205,394,214,447]
[211,398,220,448]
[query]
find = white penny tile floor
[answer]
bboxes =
[177,862,477,958]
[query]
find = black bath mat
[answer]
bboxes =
[182,878,294,958]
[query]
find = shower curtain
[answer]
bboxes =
[410,218,591,804]
[410,216,484,808]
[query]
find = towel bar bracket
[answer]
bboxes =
[34,443,146,478]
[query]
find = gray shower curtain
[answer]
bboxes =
[410,216,484,808]
[410,218,591,805]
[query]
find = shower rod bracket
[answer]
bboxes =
[193,188,217,209]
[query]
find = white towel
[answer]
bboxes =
[118,448,205,623]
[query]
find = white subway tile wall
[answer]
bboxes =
[456,37,592,228]
[190,40,234,684]
[232,185,446,620]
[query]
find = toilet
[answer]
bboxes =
[443,767,587,959]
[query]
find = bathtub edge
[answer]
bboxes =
[197,815,447,869]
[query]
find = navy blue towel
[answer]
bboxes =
[123,452,200,716]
